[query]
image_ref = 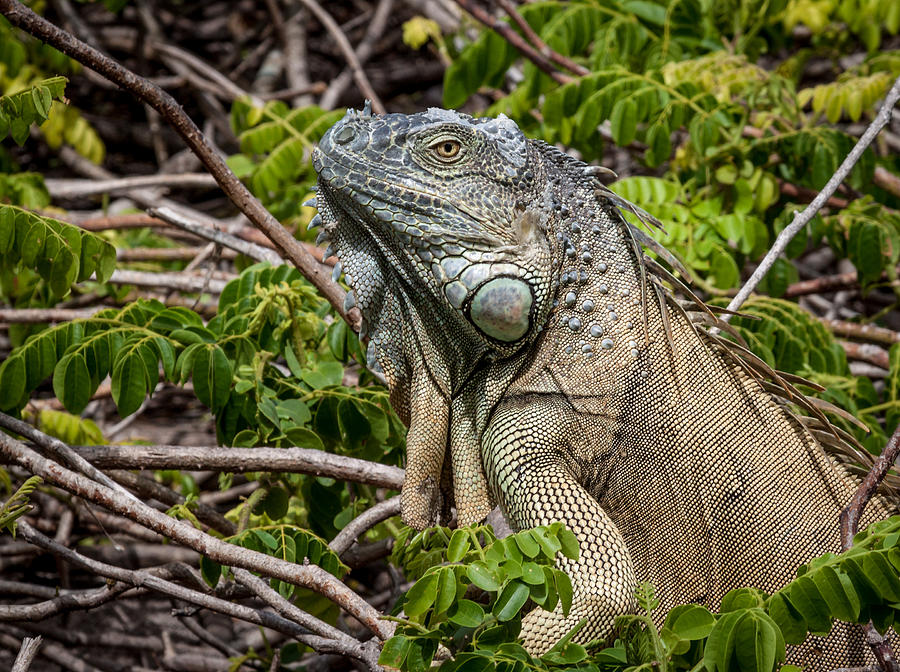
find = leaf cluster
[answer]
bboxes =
[382,523,578,672]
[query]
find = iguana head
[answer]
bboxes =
[313,107,556,395]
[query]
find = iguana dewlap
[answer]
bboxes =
[311,106,891,667]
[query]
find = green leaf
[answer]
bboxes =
[435,567,458,614]
[111,352,149,417]
[493,581,529,621]
[610,98,637,146]
[379,635,412,669]
[557,527,580,561]
[0,356,26,410]
[733,609,785,672]
[447,528,471,562]
[404,572,438,618]
[200,557,221,588]
[448,599,485,627]
[262,487,289,519]
[665,604,716,640]
[467,563,501,592]
[192,345,232,413]
[53,352,92,415]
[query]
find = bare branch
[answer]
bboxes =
[44,173,218,198]
[724,75,900,318]
[822,319,900,346]
[149,206,283,265]
[452,0,572,85]
[0,431,395,640]
[109,268,233,294]
[45,443,406,490]
[11,636,41,672]
[495,0,588,77]
[319,0,394,111]
[330,497,401,556]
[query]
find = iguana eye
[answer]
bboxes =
[432,139,461,160]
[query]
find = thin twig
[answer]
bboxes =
[0,627,103,672]
[0,581,135,622]
[149,206,283,265]
[319,0,394,111]
[840,424,900,672]
[109,268,233,294]
[12,522,337,649]
[329,497,401,556]
[495,0,588,76]
[44,173,218,198]
[724,75,900,318]
[0,0,358,330]
[0,308,101,323]
[840,424,900,551]
[298,0,385,113]
[0,413,140,506]
[452,0,572,85]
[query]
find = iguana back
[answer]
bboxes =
[311,107,894,669]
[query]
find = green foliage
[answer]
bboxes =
[35,409,106,445]
[0,263,402,460]
[229,99,342,220]
[200,524,347,598]
[0,475,42,535]
[383,523,578,672]
[0,76,67,144]
[382,518,900,672]
[0,205,116,299]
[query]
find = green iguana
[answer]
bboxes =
[310,105,894,667]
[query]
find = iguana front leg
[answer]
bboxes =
[483,398,636,655]
[400,369,495,529]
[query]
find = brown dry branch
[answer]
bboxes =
[822,319,900,346]
[840,341,891,370]
[330,497,402,556]
[298,0,385,113]
[0,430,395,641]
[44,443,406,489]
[495,0,588,77]
[453,0,572,85]
[0,0,359,331]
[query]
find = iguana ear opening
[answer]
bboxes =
[467,277,534,342]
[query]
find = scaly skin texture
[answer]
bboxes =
[312,108,893,668]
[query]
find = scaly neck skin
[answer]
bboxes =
[499,144,654,408]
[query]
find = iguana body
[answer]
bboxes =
[312,107,892,667]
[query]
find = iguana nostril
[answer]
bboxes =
[334,124,356,144]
